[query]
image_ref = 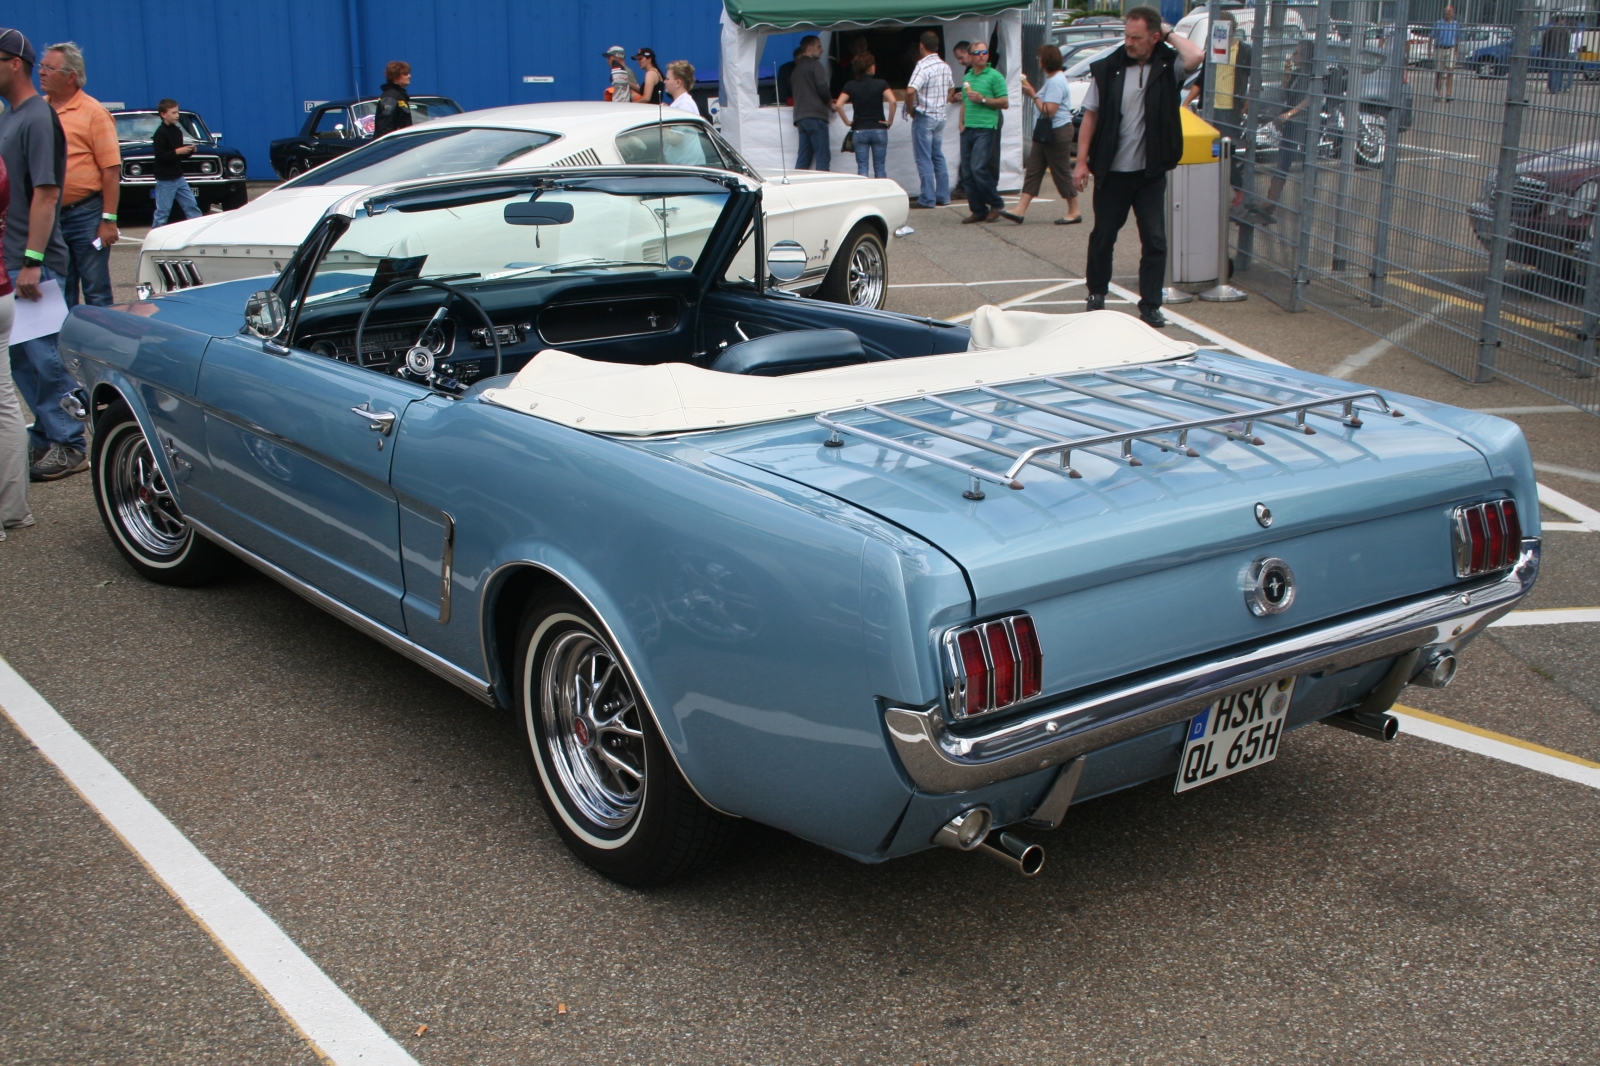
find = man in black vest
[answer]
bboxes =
[1072,7,1200,328]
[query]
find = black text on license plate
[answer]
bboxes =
[1174,677,1296,793]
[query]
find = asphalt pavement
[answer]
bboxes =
[3,178,1598,1065]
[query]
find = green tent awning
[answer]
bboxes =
[724,0,1028,30]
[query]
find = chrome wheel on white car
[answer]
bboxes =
[818,223,888,309]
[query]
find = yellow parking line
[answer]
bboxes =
[1393,704,1600,770]
[1384,276,1581,342]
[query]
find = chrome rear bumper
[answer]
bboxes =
[885,541,1539,794]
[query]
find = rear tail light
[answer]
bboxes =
[944,613,1044,720]
[1453,499,1522,578]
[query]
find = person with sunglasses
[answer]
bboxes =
[958,42,1007,223]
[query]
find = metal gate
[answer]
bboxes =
[1215,0,1600,413]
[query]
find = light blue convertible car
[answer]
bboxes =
[63,166,1539,885]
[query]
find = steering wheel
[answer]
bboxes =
[353,277,503,386]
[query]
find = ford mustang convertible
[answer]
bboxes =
[63,166,1539,886]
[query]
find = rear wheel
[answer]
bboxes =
[514,595,735,886]
[817,222,888,309]
[92,402,232,586]
[285,160,305,179]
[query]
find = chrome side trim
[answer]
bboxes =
[186,515,495,705]
[886,541,1540,794]
[437,512,455,624]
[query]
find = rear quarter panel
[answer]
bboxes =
[390,398,971,859]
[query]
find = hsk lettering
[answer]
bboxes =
[1180,683,1286,785]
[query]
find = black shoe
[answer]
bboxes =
[999,210,1025,224]
[1140,308,1169,329]
[1054,215,1083,225]
[1084,293,1106,311]
[951,185,966,200]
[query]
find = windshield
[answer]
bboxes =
[1066,44,1122,78]
[307,179,732,300]
[115,112,208,145]
[284,127,561,188]
[347,96,462,137]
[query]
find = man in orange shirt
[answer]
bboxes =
[39,42,119,307]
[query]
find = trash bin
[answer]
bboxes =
[1170,109,1221,286]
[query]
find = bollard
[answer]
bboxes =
[1200,138,1247,303]
[1162,180,1195,305]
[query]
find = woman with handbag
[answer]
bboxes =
[834,53,896,179]
[1005,45,1080,224]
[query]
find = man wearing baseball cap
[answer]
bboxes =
[0,28,86,482]
[603,46,638,103]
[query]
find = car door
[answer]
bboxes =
[197,324,424,633]
[308,107,356,166]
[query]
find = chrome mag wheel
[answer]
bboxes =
[539,629,647,830]
[848,236,886,308]
[106,424,188,558]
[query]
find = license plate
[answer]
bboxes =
[1174,677,1296,793]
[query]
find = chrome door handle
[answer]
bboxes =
[351,406,396,435]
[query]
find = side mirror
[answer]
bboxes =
[766,239,807,282]
[212,132,223,143]
[504,200,576,225]
[244,290,287,340]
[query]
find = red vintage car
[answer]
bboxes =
[1469,139,1600,279]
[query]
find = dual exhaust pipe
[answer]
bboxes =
[1323,648,1457,743]
[932,807,1046,877]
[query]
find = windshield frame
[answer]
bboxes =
[114,110,212,146]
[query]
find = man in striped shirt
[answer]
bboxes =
[904,32,952,208]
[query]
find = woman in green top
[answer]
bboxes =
[959,43,1008,223]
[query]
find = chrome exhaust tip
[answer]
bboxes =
[932,806,993,852]
[976,830,1046,877]
[1324,708,1399,742]
[1414,651,1458,689]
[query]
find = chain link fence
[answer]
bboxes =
[1210,0,1600,412]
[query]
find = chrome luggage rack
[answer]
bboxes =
[814,357,1402,500]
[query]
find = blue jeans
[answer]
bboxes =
[795,117,831,171]
[1547,61,1568,93]
[911,114,949,205]
[852,128,888,177]
[961,127,1002,217]
[8,266,85,453]
[59,192,114,308]
[153,177,201,227]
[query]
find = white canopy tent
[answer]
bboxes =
[717,1,1030,196]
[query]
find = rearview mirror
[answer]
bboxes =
[244,290,287,340]
[505,200,576,226]
[766,239,807,283]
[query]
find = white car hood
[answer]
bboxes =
[140,186,356,251]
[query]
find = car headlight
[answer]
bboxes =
[227,157,246,176]
[200,161,215,174]
[128,163,143,176]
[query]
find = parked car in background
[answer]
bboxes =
[111,109,248,222]
[1468,139,1599,280]
[270,95,464,178]
[1050,18,1122,48]
[1469,24,1597,79]
[141,103,907,308]
[65,164,1541,886]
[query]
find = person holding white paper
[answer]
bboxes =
[0,154,34,532]
[0,28,86,482]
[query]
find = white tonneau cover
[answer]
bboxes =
[482,308,1197,436]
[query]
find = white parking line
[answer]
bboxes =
[1491,608,1600,627]
[1539,483,1600,533]
[0,656,419,1066]
[1535,462,1600,486]
[1397,145,1480,162]
[1392,705,1600,791]
[950,280,1085,322]
[1326,300,1451,379]
[891,277,1080,289]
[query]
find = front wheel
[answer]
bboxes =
[515,596,735,886]
[284,160,305,179]
[92,402,233,586]
[1355,112,1388,169]
[817,223,888,309]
